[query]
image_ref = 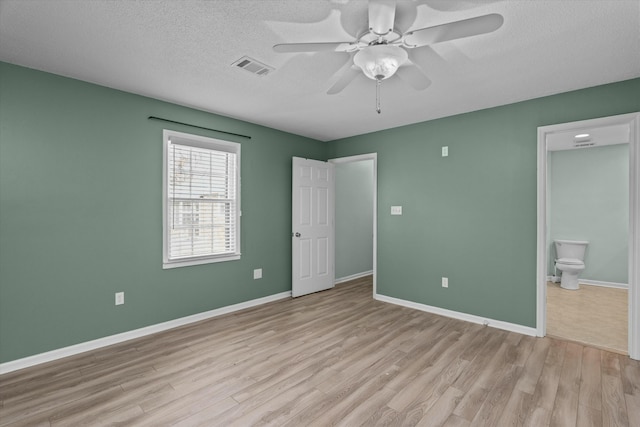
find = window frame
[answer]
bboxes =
[162,129,241,269]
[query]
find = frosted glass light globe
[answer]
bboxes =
[354,45,408,81]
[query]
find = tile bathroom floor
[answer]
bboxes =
[547,281,628,354]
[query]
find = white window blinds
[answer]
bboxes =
[163,130,240,268]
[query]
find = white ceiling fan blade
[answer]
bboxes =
[395,63,431,91]
[274,42,356,53]
[403,13,504,48]
[408,46,452,81]
[327,66,361,95]
[368,0,396,36]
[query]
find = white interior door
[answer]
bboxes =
[292,157,335,297]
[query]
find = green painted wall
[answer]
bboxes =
[549,144,629,283]
[1,60,639,364]
[335,160,374,279]
[0,62,326,363]
[327,78,640,328]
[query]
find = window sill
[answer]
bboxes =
[163,254,241,269]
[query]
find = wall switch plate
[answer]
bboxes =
[442,277,448,288]
[115,292,124,305]
[253,268,262,279]
[391,206,403,215]
[442,146,449,157]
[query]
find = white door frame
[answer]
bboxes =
[329,153,378,296]
[536,112,640,359]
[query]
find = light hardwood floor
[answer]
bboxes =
[1,276,639,426]
[547,282,628,354]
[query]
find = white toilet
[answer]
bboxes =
[554,239,589,290]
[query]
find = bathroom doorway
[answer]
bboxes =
[536,113,640,360]
[547,140,628,353]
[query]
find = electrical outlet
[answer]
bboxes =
[442,277,448,288]
[442,146,449,157]
[115,292,124,305]
[253,268,262,279]
[391,206,402,215]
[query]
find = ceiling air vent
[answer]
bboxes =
[573,133,594,148]
[232,56,274,77]
[574,142,596,148]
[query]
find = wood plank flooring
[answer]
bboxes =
[1,276,639,426]
[546,282,628,354]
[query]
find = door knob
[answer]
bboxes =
[294,232,301,237]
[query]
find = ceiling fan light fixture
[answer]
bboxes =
[354,45,408,81]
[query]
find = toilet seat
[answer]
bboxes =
[556,258,584,266]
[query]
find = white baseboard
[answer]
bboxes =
[335,270,374,285]
[374,293,537,337]
[547,275,628,289]
[0,291,292,375]
[580,279,628,289]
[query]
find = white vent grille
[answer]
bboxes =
[574,142,596,148]
[232,56,274,77]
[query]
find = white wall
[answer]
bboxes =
[335,160,374,280]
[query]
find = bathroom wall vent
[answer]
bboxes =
[232,56,274,77]
[574,142,596,148]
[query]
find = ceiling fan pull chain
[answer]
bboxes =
[376,80,382,114]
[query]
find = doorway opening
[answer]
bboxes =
[330,153,377,297]
[537,113,640,360]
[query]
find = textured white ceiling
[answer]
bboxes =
[1,0,639,141]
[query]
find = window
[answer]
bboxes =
[163,130,240,268]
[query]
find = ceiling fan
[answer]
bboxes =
[273,0,504,113]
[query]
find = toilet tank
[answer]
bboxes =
[554,239,589,261]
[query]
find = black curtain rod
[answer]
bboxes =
[148,116,251,139]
